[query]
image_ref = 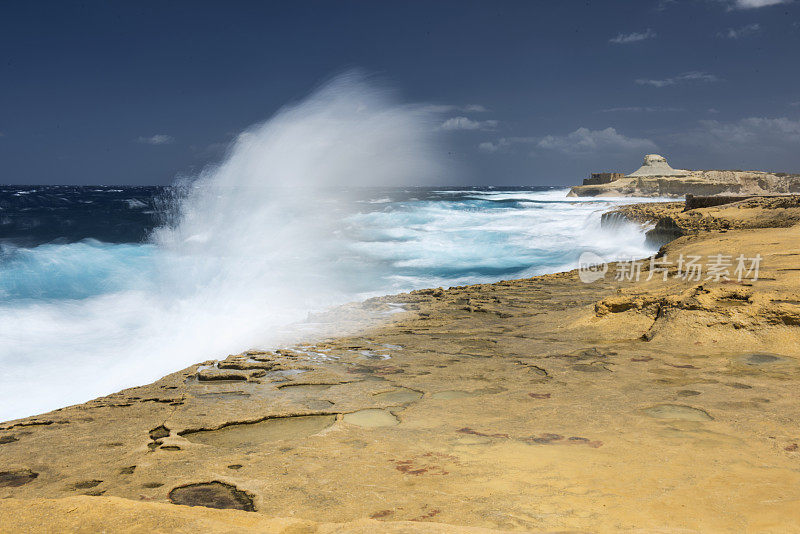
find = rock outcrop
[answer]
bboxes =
[627,154,690,177]
[568,154,800,197]
[601,195,800,247]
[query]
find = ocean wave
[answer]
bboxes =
[0,76,658,422]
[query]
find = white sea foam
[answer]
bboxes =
[0,73,443,422]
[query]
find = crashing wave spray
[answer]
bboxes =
[150,71,445,341]
[0,73,445,421]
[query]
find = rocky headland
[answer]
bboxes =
[2,197,800,533]
[568,154,800,198]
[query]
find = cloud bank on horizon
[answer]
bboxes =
[731,0,792,9]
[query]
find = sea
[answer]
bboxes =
[0,74,663,422]
[0,185,658,422]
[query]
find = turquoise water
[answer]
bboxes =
[0,186,658,422]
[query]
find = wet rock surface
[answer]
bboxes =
[181,414,337,448]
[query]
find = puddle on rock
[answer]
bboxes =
[182,415,336,448]
[643,404,713,421]
[343,409,399,428]
[737,353,786,365]
[0,469,38,487]
[372,388,422,404]
[168,481,255,511]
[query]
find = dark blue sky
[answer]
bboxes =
[1,0,799,185]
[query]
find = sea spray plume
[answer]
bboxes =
[150,71,447,331]
[0,73,446,422]
[154,72,444,250]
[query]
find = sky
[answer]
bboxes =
[1,0,799,186]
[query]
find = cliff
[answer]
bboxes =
[569,169,800,197]
[568,154,800,197]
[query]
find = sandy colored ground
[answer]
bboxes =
[2,198,800,533]
[0,496,510,534]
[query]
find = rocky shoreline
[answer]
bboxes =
[602,195,800,247]
[2,198,800,533]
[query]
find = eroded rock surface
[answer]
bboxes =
[2,201,800,532]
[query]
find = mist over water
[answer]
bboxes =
[0,75,659,422]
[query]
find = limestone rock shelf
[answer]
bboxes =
[568,154,800,198]
[602,195,800,247]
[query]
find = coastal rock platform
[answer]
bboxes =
[2,203,800,532]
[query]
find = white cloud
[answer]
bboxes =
[680,116,800,152]
[441,116,499,131]
[478,137,537,153]
[464,104,488,112]
[729,0,790,9]
[422,103,489,114]
[480,128,655,155]
[636,71,720,88]
[703,116,800,141]
[610,28,657,44]
[718,23,761,38]
[537,127,657,154]
[136,134,174,145]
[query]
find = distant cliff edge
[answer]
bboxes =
[568,154,800,197]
